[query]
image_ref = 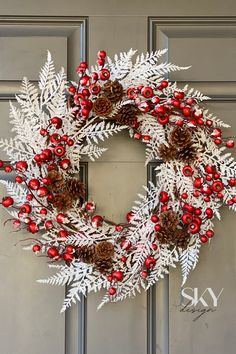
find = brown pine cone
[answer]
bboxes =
[115,104,140,126]
[177,143,198,163]
[174,229,191,249]
[156,230,173,245]
[66,178,85,200]
[159,211,179,231]
[47,171,65,191]
[103,80,123,103]
[95,241,114,260]
[93,96,113,116]
[158,143,178,162]
[77,245,96,264]
[169,126,192,148]
[52,192,73,212]
[95,258,113,275]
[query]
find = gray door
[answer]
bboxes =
[0,4,235,354]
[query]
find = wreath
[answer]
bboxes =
[0,49,235,311]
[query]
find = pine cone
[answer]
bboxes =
[103,80,123,103]
[115,104,140,126]
[169,126,192,148]
[47,171,65,191]
[177,143,198,163]
[66,178,86,200]
[95,258,113,275]
[158,143,178,162]
[93,96,113,116]
[174,229,191,249]
[52,193,73,212]
[159,211,179,231]
[156,230,173,245]
[77,245,96,264]
[95,241,114,260]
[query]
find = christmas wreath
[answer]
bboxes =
[0,49,235,311]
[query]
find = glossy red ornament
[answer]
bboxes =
[206,230,214,238]
[144,256,156,269]
[28,179,40,190]
[212,181,224,192]
[54,145,66,157]
[151,214,159,223]
[200,235,208,243]
[47,247,59,258]
[141,86,154,98]
[99,68,110,81]
[108,287,116,296]
[226,140,235,148]
[59,158,71,170]
[16,160,28,172]
[112,270,123,282]
[50,116,62,129]
[182,165,193,177]
[37,187,48,197]
[205,208,213,219]
[20,203,32,214]
[32,244,41,253]
[28,222,39,234]
[159,191,169,203]
[126,211,134,223]
[91,215,103,227]
[2,196,14,208]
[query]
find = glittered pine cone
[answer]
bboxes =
[158,143,178,162]
[177,143,198,163]
[77,245,96,264]
[66,178,86,200]
[95,241,114,260]
[174,229,191,249]
[93,96,113,117]
[159,211,179,231]
[47,171,65,191]
[115,104,140,126]
[103,80,124,103]
[52,192,73,212]
[169,126,192,148]
[95,258,113,275]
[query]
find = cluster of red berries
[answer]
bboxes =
[68,50,111,120]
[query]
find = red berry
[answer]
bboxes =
[159,191,169,203]
[182,165,193,177]
[228,178,236,187]
[58,230,69,238]
[47,247,59,258]
[56,213,67,224]
[214,138,222,145]
[120,239,132,251]
[188,221,200,234]
[144,256,156,269]
[182,213,192,225]
[20,204,32,214]
[115,224,123,232]
[200,235,208,243]
[161,80,168,88]
[69,86,76,94]
[15,176,23,183]
[40,208,47,215]
[37,187,48,197]
[205,208,213,219]
[67,139,74,146]
[181,193,188,199]
[59,158,71,170]
[26,194,33,201]
[0,160,4,168]
[141,86,154,98]
[112,270,123,282]
[54,145,66,157]
[212,181,224,192]
[32,244,41,253]
[50,117,62,129]
[99,68,110,81]
[151,214,159,223]
[27,222,39,234]
[186,98,195,105]
[44,220,53,229]
[211,128,222,138]
[134,132,142,140]
[175,119,184,127]
[206,230,214,238]
[28,179,40,190]
[182,107,191,117]
[151,243,158,251]
[154,224,161,232]
[193,177,203,188]
[205,165,215,174]
[4,165,13,173]
[2,196,14,207]
[97,58,105,66]
[97,50,107,59]
[126,212,134,223]
[108,287,117,296]
[157,115,170,125]
[174,91,184,100]
[121,256,127,263]
[140,270,149,279]
[89,83,101,95]
[206,119,213,127]
[66,245,75,254]
[63,253,74,262]
[50,133,61,145]
[226,140,235,148]
[16,161,28,172]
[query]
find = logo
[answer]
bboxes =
[180,287,224,321]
